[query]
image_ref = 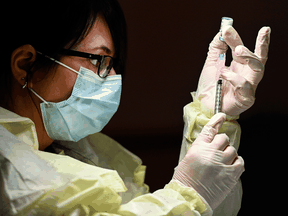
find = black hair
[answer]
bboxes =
[1,0,127,109]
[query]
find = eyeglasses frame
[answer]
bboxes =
[57,49,114,78]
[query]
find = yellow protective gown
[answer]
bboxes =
[0,106,212,216]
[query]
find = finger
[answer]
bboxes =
[222,26,244,51]
[254,26,271,65]
[222,26,246,65]
[205,32,228,65]
[231,156,245,180]
[211,133,230,150]
[235,45,264,73]
[222,146,238,165]
[221,69,255,106]
[197,113,226,143]
[221,68,247,87]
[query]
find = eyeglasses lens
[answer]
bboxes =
[98,57,113,78]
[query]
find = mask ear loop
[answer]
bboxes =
[29,51,84,105]
[20,63,49,104]
[29,88,49,105]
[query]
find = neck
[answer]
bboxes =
[9,79,54,151]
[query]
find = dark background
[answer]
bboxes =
[102,0,288,215]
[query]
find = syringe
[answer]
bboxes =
[214,17,233,114]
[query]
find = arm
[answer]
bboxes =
[29,115,240,215]
[0,122,209,216]
[1,115,239,216]
[12,153,209,216]
[179,25,271,162]
[178,25,271,216]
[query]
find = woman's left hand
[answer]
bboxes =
[195,26,271,116]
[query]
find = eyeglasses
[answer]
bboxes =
[58,49,114,78]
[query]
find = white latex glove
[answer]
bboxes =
[196,26,271,116]
[173,113,245,210]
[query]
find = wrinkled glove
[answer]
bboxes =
[173,113,245,210]
[196,26,271,116]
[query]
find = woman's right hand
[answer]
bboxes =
[172,113,245,210]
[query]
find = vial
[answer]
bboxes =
[219,17,233,42]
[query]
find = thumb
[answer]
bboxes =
[221,69,255,107]
[222,26,246,65]
[197,113,226,143]
[222,26,244,52]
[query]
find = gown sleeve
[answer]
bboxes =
[0,123,212,216]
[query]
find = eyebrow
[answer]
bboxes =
[93,46,113,55]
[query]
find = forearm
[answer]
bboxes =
[17,147,211,216]
[22,177,211,216]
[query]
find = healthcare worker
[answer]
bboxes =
[0,0,270,215]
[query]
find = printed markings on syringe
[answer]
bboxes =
[215,79,223,114]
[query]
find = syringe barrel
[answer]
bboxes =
[215,79,223,114]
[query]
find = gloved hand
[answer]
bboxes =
[196,26,271,116]
[173,113,245,210]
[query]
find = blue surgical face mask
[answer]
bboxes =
[29,60,121,142]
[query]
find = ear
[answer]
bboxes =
[10,44,37,86]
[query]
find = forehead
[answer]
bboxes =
[75,15,115,56]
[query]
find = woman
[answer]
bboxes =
[0,0,270,215]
